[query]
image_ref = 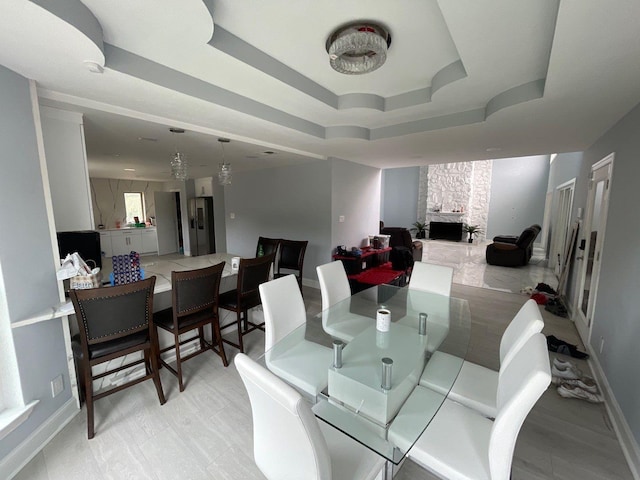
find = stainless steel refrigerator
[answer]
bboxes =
[189,197,216,256]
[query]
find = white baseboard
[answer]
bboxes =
[588,347,640,479]
[1,398,79,480]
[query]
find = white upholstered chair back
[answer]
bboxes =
[317,261,351,310]
[408,262,454,296]
[235,353,332,480]
[260,274,307,351]
[490,333,551,479]
[499,299,544,370]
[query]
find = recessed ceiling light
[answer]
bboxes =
[263,151,275,155]
[124,168,135,172]
[169,127,185,134]
[485,147,501,152]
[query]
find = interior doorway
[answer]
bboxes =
[574,153,614,344]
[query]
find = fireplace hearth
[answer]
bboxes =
[429,221,463,241]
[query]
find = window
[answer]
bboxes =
[124,192,145,224]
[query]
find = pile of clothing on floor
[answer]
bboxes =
[551,357,603,403]
[521,282,568,317]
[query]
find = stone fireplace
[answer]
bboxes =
[419,160,492,242]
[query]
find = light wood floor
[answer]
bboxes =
[14,283,633,480]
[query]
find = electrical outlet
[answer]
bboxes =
[600,337,605,354]
[339,215,345,223]
[51,374,64,398]
[229,212,235,219]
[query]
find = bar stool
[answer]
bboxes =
[70,277,165,439]
[153,263,228,392]
[219,253,275,353]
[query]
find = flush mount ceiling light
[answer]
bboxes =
[217,138,232,186]
[169,127,188,180]
[326,22,391,75]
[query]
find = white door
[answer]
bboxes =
[574,154,614,344]
[154,191,178,255]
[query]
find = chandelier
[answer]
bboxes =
[217,138,232,185]
[169,128,188,180]
[326,22,391,75]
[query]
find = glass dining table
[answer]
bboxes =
[262,284,471,478]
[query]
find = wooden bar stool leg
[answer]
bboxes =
[236,310,244,353]
[149,344,166,404]
[174,331,185,392]
[198,326,206,350]
[213,319,229,367]
[85,365,95,439]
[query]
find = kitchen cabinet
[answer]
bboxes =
[110,230,141,255]
[99,231,113,258]
[141,229,158,254]
[101,228,158,256]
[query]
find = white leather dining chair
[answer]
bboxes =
[316,261,371,342]
[408,261,454,296]
[260,274,333,398]
[418,299,544,418]
[389,333,551,480]
[235,353,385,480]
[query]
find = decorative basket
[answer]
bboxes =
[70,260,102,289]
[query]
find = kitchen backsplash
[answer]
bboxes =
[90,178,166,229]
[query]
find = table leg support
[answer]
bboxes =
[383,460,394,480]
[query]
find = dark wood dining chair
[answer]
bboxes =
[219,253,275,353]
[153,263,228,392]
[69,277,165,439]
[274,239,308,291]
[256,236,281,258]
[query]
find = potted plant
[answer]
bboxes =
[411,221,427,239]
[463,224,483,243]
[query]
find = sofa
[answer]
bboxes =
[485,224,541,267]
[380,226,424,265]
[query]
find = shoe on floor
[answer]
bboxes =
[552,376,599,394]
[553,357,576,370]
[551,363,583,380]
[557,384,603,403]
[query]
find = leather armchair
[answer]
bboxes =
[485,224,541,267]
[380,226,423,262]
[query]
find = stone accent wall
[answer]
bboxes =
[417,166,429,225]
[420,160,493,241]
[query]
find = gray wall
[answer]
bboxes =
[547,152,583,191]
[331,159,382,253]
[0,66,73,459]
[381,167,420,230]
[486,155,550,239]
[569,102,640,443]
[223,160,332,283]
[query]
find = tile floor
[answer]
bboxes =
[12,242,634,480]
[418,239,557,294]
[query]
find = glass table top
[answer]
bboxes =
[262,284,471,464]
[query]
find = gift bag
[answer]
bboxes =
[68,256,102,289]
[70,269,102,289]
